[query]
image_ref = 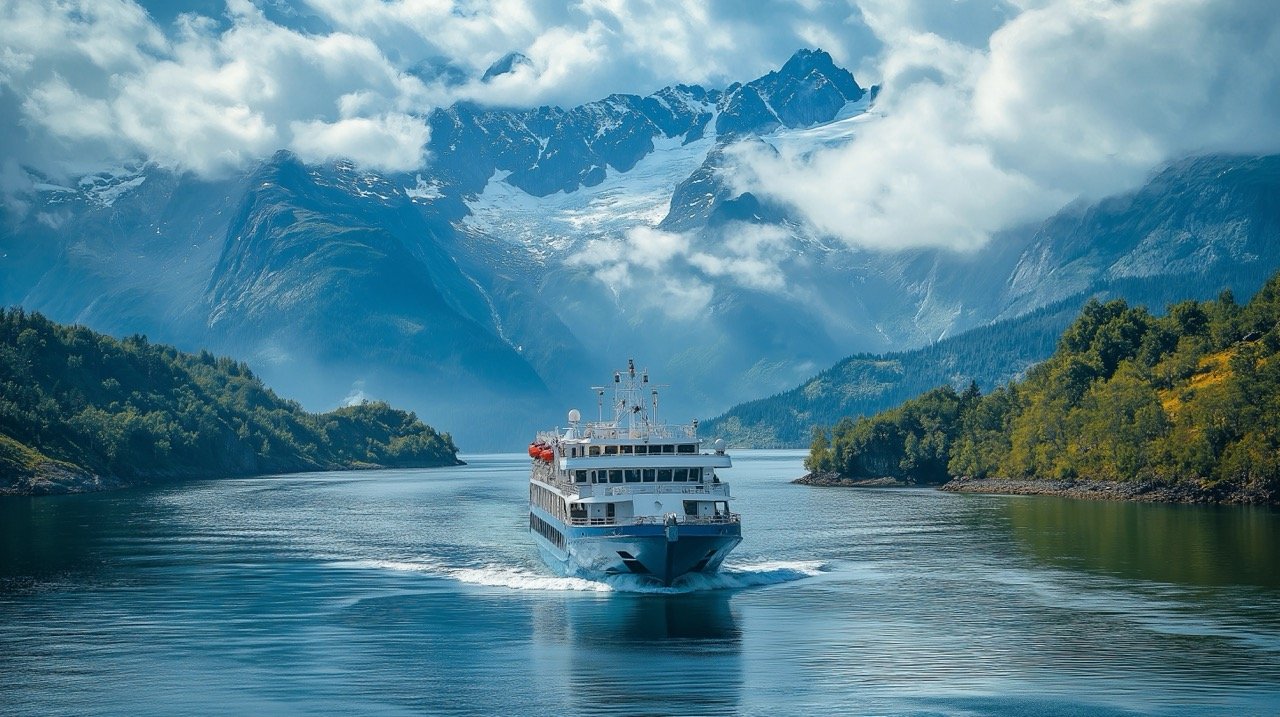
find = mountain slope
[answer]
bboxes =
[4,51,1280,450]
[803,274,1280,504]
[702,156,1280,448]
[0,309,460,495]
[702,300,1080,447]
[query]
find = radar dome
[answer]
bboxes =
[568,409,581,423]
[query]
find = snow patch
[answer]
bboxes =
[759,97,876,160]
[404,174,443,201]
[462,133,715,255]
[93,175,146,206]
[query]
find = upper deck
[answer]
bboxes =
[529,359,734,501]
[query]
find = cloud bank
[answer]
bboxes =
[0,0,878,179]
[568,223,794,319]
[0,0,439,177]
[735,0,1280,251]
[2,0,1277,258]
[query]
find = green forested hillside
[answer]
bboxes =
[0,309,459,494]
[804,277,1280,503]
[702,301,1080,447]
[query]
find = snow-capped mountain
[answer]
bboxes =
[3,49,1278,449]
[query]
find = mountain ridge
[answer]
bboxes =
[3,50,1280,450]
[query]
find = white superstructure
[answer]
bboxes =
[528,359,741,585]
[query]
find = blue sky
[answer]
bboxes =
[2,0,1278,250]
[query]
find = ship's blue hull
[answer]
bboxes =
[530,506,742,586]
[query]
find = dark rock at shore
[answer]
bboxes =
[790,472,1275,504]
[939,476,1275,505]
[1,462,127,497]
[2,458,467,498]
[792,471,911,488]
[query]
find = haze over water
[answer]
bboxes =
[2,451,1278,716]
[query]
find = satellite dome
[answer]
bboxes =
[568,408,581,423]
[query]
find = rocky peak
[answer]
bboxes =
[713,48,865,137]
[482,52,532,82]
[776,48,863,101]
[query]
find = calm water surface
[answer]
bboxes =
[2,451,1278,716]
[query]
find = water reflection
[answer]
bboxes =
[532,591,742,716]
[1001,496,1280,587]
[0,491,141,590]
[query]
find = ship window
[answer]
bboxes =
[683,501,698,516]
[674,468,689,482]
[606,503,616,518]
[689,468,701,482]
[657,469,673,482]
[624,469,640,483]
[678,444,696,454]
[620,445,633,455]
[642,469,656,482]
[608,470,623,484]
[589,446,601,456]
[635,445,648,455]
[604,445,618,456]
[574,470,588,483]
[661,444,675,454]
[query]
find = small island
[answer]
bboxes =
[797,273,1280,505]
[1,309,461,496]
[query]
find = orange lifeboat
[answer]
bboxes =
[540,448,554,462]
[528,443,540,458]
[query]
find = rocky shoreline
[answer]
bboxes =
[793,472,1274,505]
[1,458,467,498]
[0,461,127,497]
[792,471,911,488]
[938,476,1276,504]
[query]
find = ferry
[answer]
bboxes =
[528,359,741,586]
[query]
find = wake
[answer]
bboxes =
[335,558,826,594]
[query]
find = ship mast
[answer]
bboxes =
[601,358,666,436]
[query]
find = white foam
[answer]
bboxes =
[335,558,612,592]
[335,557,827,594]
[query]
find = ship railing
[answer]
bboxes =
[602,484,724,496]
[565,513,740,527]
[564,422,699,441]
[530,472,583,494]
[679,513,741,525]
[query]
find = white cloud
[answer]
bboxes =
[4,0,1275,258]
[285,0,881,109]
[688,224,790,291]
[736,0,1280,251]
[569,222,791,318]
[0,0,880,179]
[0,0,432,177]
[291,113,429,170]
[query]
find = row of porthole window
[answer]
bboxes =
[530,483,568,520]
[529,513,566,550]
[573,468,703,484]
